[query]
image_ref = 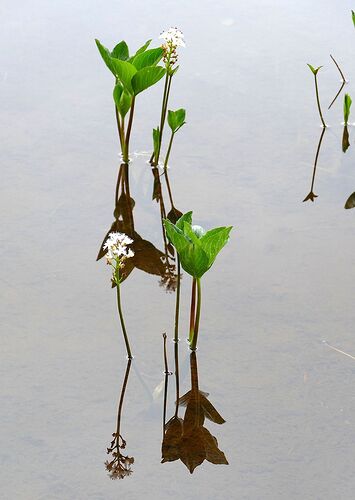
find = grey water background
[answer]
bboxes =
[1,0,355,498]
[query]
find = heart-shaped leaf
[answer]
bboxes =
[164,212,232,278]
[132,39,152,58]
[95,39,117,75]
[132,47,163,70]
[168,108,186,133]
[111,40,129,60]
[131,66,166,95]
[307,64,322,75]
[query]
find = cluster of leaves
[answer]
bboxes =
[164,212,232,278]
[95,39,166,119]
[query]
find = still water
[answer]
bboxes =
[1,1,355,499]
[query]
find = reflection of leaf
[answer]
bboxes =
[179,428,206,474]
[161,417,183,463]
[345,192,355,209]
[167,207,183,224]
[131,239,167,276]
[201,428,229,465]
[178,390,225,424]
[342,125,350,153]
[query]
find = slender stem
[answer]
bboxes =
[164,167,175,209]
[174,259,181,343]
[311,127,326,191]
[328,81,345,110]
[116,280,133,359]
[155,74,173,164]
[189,278,197,342]
[162,333,169,432]
[190,278,201,351]
[115,106,125,153]
[163,131,175,171]
[123,97,136,163]
[330,54,346,83]
[314,73,326,128]
[115,358,132,445]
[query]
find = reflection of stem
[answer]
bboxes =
[115,358,132,449]
[122,163,134,233]
[116,281,133,359]
[312,127,325,192]
[164,168,175,209]
[314,73,326,128]
[190,279,202,351]
[189,278,197,342]
[303,127,326,202]
[162,333,169,431]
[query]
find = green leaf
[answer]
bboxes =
[111,41,129,60]
[307,64,322,75]
[168,108,186,133]
[110,59,137,93]
[131,66,166,95]
[132,48,163,70]
[176,211,193,230]
[344,93,352,124]
[164,213,232,278]
[95,39,117,75]
[113,84,132,118]
[153,127,160,158]
[352,10,355,27]
[164,220,190,253]
[200,227,233,267]
[133,39,152,57]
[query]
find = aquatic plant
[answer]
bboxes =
[352,10,355,28]
[164,212,232,350]
[343,93,352,125]
[95,38,166,163]
[307,64,327,128]
[104,231,135,358]
[151,28,185,166]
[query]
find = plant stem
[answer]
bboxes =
[163,131,175,171]
[115,106,125,153]
[314,73,326,128]
[123,97,135,163]
[155,74,173,164]
[190,278,201,351]
[116,280,133,359]
[174,258,181,343]
[115,357,132,446]
[189,278,197,342]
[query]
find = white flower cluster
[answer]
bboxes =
[104,232,134,264]
[159,27,185,48]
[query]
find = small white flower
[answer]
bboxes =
[103,232,134,263]
[159,27,185,48]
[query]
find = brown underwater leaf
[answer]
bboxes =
[161,417,183,463]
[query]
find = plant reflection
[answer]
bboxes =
[342,125,350,153]
[97,163,177,291]
[105,358,134,479]
[345,192,355,209]
[162,349,228,474]
[303,127,326,202]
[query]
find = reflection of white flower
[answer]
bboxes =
[159,27,185,48]
[104,232,134,264]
